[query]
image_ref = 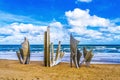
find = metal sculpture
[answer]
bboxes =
[44,27,65,67]
[16,37,30,64]
[70,34,82,68]
[80,47,94,67]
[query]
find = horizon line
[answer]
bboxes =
[0,44,120,46]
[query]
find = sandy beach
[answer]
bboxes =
[0,59,120,80]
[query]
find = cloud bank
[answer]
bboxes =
[0,23,46,44]
[0,8,120,44]
[65,8,120,44]
[0,11,69,44]
[0,22,69,44]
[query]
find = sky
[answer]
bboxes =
[0,0,120,44]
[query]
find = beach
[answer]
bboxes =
[0,59,120,80]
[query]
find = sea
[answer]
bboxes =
[0,44,120,64]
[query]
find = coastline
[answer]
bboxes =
[1,44,120,64]
[1,51,120,64]
[0,59,120,80]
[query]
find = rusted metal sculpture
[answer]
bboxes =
[44,27,50,67]
[70,34,82,68]
[80,47,94,67]
[44,27,64,67]
[16,37,30,64]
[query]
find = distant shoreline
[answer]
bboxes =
[1,44,120,46]
[0,45,120,64]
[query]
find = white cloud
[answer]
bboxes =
[76,0,92,3]
[0,11,69,44]
[66,8,111,28]
[0,22,69,44]
[1,8,120,44]
[0,23,47,44]
[108,26,120,33]
[49,22,63,29]
[49,22,69,43]
[65,8,120,43]
[65,8,108,39]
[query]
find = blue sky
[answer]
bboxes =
[0,0,120,44]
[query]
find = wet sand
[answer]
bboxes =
[0,59,120,80]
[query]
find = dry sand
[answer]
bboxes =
[0,59,120,80]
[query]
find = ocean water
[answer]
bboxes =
[0,45,120,64]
